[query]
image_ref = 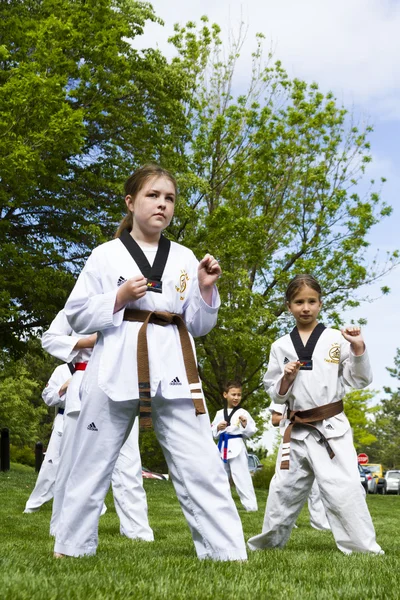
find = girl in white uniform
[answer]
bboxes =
[269,402,330,531]
[211,381,258,511]
[23,364,70,513]
[248,274,382,555]
[54,164,246,560]
[42,310,153,542]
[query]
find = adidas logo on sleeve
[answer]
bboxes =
[169,377,182,386]
[283,357,290,364]
[87,422,98,431]
[117,276,127,287]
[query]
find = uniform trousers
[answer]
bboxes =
[54,359,247,560]
[50,410,153,541]
[24,413,63,513]
[224,450,258,511]
[248,429,382,554]
[308,479,330,531]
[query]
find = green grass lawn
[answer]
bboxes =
[1,464,399,600]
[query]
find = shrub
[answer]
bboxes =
[10,444,35,467]
[253,463,275,489]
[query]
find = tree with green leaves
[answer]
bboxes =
[343,389,377,450]
[2,9,398,428]
[0,0,190,352]
[364,349,400,468]
[0,339,58,447]
[163,20,398,417]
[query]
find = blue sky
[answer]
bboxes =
[133,0,399,444]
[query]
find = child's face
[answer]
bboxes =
[223,387,242,408]
[288,285,322,326]
[125,175,175,238]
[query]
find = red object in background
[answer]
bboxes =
[357,453,369,465]
[142,467,167,480]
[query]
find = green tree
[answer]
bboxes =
[164,21,398,415]
[0,339,60,447]
[365,349,400,468]
[0,0,190,352]
[343,389,377,450]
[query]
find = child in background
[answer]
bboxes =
[212,381,258,512]
[42,309,153,542]
[248,274,382,555]
[23,364,71,513]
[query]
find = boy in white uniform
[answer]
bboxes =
[42,309,153,542]
[23,363,70,513]
[248,274,382,555]
[54,164,246,560]
[212,381,258,511]
[269,402,330,531]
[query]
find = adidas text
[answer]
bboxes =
[169,377,182,386]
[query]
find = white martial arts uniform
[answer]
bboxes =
[54,238,246,560]
[42,309,153,541]
[23,364,69,513]
[211,407,258,511]
[248,327,383,555]
[268,402,330,531]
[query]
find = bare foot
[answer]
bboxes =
[54,552,66,559]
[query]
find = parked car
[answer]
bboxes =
[385,470,400,494]
[358,464,369,495]
[248,453,263,476]
[362,466,378,494]
[365,463,387,495]
[142,467,168,481]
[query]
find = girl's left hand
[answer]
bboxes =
[198,254,222,289]
[341,326,365,355]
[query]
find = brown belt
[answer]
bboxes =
[123,308,206,429]
[280,399,344,470]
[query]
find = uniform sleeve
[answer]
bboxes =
[240,410,257,439]
[211,409,224,438]
[182,251,220,338]
[269,402,285,415]
[64,250,122,334]
[340,338,373,389]
[41,310,79,362]
[41,366,68,408]
[263,344,293,404]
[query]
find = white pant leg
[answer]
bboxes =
[50,411,79,536]
[248,439,314,550]
[308,479,330,531]
[229,450,258,511]
[24,414,63,512]
[54,382,136,557]
[111,419,154,542]
[308,430,383,554]
[151,393,247,561]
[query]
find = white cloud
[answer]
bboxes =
[133,0,400,119]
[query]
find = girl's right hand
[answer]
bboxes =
[282,361,301,384]
[114,275,148,313]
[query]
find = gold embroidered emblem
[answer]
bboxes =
[175,270,189,301]
[325,343,340,364]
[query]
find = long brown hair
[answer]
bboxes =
[285,274,322,303]
[115,164,177,238]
